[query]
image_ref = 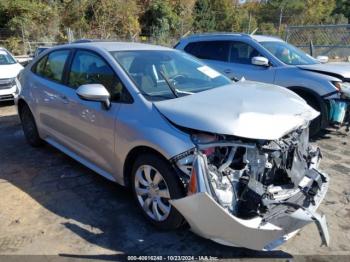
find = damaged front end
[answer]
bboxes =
[171,128,329,250]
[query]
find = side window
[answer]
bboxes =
[33,55,48,76]
[230,41,261,64]
[68,50,130,102]
[184,42,202,57]
[185,41,230,62]
[37,50,70,83]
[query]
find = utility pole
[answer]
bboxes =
[248,12,251,34]
[21,23,27,55]
[278,7,283,35]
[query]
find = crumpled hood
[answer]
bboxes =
[0,63,23,79]
[154,81,319,140]
[298,63,350,79]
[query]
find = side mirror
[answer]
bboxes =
[316,56,329,63]
[251,56,270,67]
[76,84,111,109]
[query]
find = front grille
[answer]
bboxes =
[0,94,14,101]
[0,78,14,90]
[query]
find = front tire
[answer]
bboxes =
[304,96,322,137]
[131,153,185,230]
[19,104,44,147]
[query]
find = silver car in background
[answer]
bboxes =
[176,33,350,136]
[17,42,329,250]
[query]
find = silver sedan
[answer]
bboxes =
[17,42,329,250]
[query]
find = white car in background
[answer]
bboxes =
[0,47,23,102]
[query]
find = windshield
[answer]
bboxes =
[260,41,319,65]
[111,50,231,101]
[0,49,16,65]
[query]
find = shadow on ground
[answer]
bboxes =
[0,112,293,259]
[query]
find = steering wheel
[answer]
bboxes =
[169,74,187,85]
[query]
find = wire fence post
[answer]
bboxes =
[21,23,26,55]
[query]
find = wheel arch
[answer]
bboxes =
[123,146,172,188]
[287,86,328,128]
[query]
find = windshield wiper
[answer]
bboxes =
[159,71,179,98]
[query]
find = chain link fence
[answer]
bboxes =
[285,24,350,61]
[2,23,350,63]
[0,27,58,56]
[0,26,180,58]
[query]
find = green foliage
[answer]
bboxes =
[1,0,60,40]
[259,22,278,36]
[90,0,140,39]
[3,36,22,55]
[333,0,350,23]
[140,0,178,38]
[0,0,348,54]
[192,0,215,32]
[192,0,241,32]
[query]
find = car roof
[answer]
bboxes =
[184,32,250,40]
[251,35,284,42]
[181,32,284,43]
[57,41,173,52]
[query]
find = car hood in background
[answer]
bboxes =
[154,81,319,140]
[0,63,23,79]
[298,63,350,79]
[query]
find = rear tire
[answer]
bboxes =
[20,104,44,147]
[131,153,185,230]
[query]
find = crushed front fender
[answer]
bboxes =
[171,149,330,251]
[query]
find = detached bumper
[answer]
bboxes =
[171,161,329,251]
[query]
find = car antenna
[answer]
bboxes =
[159,71,179,98]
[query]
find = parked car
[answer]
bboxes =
[33,46,51,58]
[175,33,350,136]
[17,42,329,250]
[0,47,23,101]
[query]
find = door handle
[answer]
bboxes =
[60,95,69,104]
[224,69,232,74]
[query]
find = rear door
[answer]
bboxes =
[184,41,232,77]
[30,49,72,142]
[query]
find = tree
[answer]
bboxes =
[258,0,336,26]
[139,0,178,38]
[0,0,60,54]
[192,0,216,32]
[171,0,195,36]
[193,0,215,32]
[192,0,241,33]
[58,0,90,40]
[333,0,350,23]
[89,0,141,39]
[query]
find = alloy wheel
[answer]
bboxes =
[134,165,171,221]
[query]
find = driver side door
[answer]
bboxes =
[60,49,127,175]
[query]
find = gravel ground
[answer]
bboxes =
[0,102,349,260]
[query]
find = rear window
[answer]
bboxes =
[32,50,70,83]
[184,41,230,62]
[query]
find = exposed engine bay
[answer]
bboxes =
[171,127,329,250]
